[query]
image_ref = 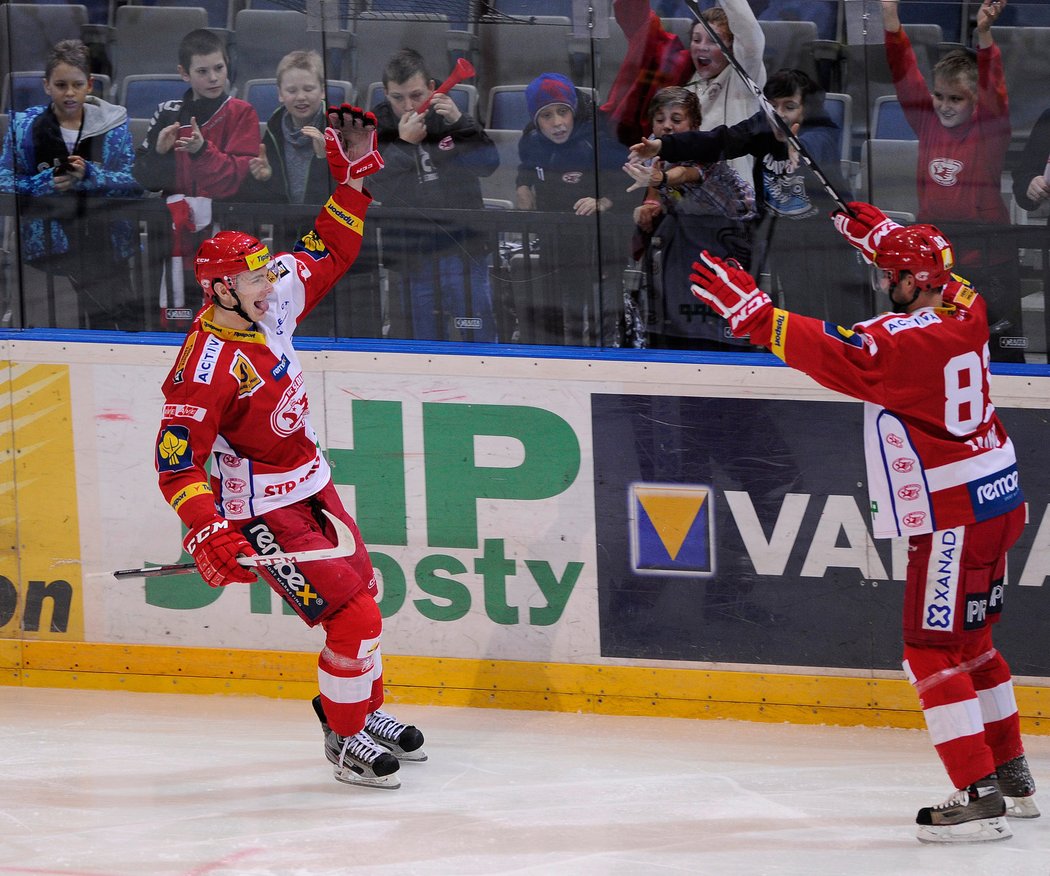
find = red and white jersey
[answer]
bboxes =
[764,279,1023,538]
[156,186,371,528]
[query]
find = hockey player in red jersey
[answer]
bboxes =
[688,201,1037,843]
[155,105,424,789]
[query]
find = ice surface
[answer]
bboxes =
[1,687,1047,875]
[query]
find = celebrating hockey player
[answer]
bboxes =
[688,201,1037,843]
[154,105,424,789]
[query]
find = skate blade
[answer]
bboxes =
[389,747,428,763]
[916,816,1012,844]
[1005,796,1041,819]
[332,765,401,789]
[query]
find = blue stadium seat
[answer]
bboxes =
[871,96,917,141]
[758,0,839,42]
[119,74,188,119]
[486,84,599,132]
[2,71,110,113]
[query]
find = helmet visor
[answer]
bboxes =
[870,265,894,295]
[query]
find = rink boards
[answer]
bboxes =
[1,337,1049,732]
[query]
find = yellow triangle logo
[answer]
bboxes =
[636,489,707,561]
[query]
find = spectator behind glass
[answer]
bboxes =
[601,0,764,180]
[881,0,1023,362]
[0,39,142,329]
[622,86,757,349]
[369,48,499,343]
[132,28,259,328]
[244,50,333,210]
[1011,106,1050,215]
[516,72,628,346]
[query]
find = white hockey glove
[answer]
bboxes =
[183,517,257,587]
[689,251,772,339]
[324,104,383,183]
[832,201,901,265]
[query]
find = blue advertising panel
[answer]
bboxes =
[593,394,1050,676]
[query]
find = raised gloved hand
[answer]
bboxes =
[324,104,383,183]
[689,251,772,339]
[831,201,901,264]
[183,518,257,588]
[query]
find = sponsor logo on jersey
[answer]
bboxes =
[892,457,916,473]
[230,351,264,399]
[629,483,715,576]
[323,198,364,235]
[922,527,961,632]
[884,310,940,335]
[157,426,193,472]
[964,579,1005,631]
[193,335,223,384]
[294,229,331,260]
[242,519,326,622]
[224,499,246,515]
[271,354,290,381]
[952,282,976,307]
[885,433,904,448]
[162,402,207,422]
[224,477,247,493]
[271,372,309,437]
[266,260,290,284]
[770,308,788,358]
[169,481,212,512]
[822,322,865,348]
[222,454,242,467]
[929,157,963,187]
[172,331,198,385]
[969,465,1022,521]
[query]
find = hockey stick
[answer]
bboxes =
[417,58,475,113]
[112,509,357,580]
[680,0,853,215]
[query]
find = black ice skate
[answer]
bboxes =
[311,695,400,789]
[915,774,1011,843]
[998,755,1040,819]
[365,708,428,762]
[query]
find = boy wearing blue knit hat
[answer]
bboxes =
[515,72,627,344]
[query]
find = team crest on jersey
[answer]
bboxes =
[561,171,583,184]
[172,331,198,384]
[230,351,264,398]
[294,229,330,261]
[271,372,309,436]
[929,157,963,187]
[438,135,454,151]
[629,483,715,576]
[157,426,193,472]
[193,335,224,384]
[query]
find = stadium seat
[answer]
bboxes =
[119,74,188,120]
[0,4,89,75]
[241,78,356,123]
[231,8,338,91]
[759,19,820,83]
[871,95,917,141]
[897,0,966,44]
[108,6,209,88]
[758,0,839,42]
[480,128,522,205]
[369,0,476,31]
[990,25,1050,145]
[822,91,853,174]
[858,138,919,219]
[134,0,234,30]
[348,12,454,95]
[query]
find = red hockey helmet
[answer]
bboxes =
[194,231,271,296]
[873,224,955,291]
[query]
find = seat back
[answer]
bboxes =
[119,74,188,120]
[990,25,1050,143]
[348,12,453,96]
[231,9,330,91]
[871,95,917,141]
[0,4,89,74]
[858,138,919,218]
[487,84,599,132]
[110,6,209,87]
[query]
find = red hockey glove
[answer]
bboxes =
[689,251,772,338]
[325,104,383,183]
[831,201,901,264]
[183,518,257,588]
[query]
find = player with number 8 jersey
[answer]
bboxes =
[689,201,1035,843]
